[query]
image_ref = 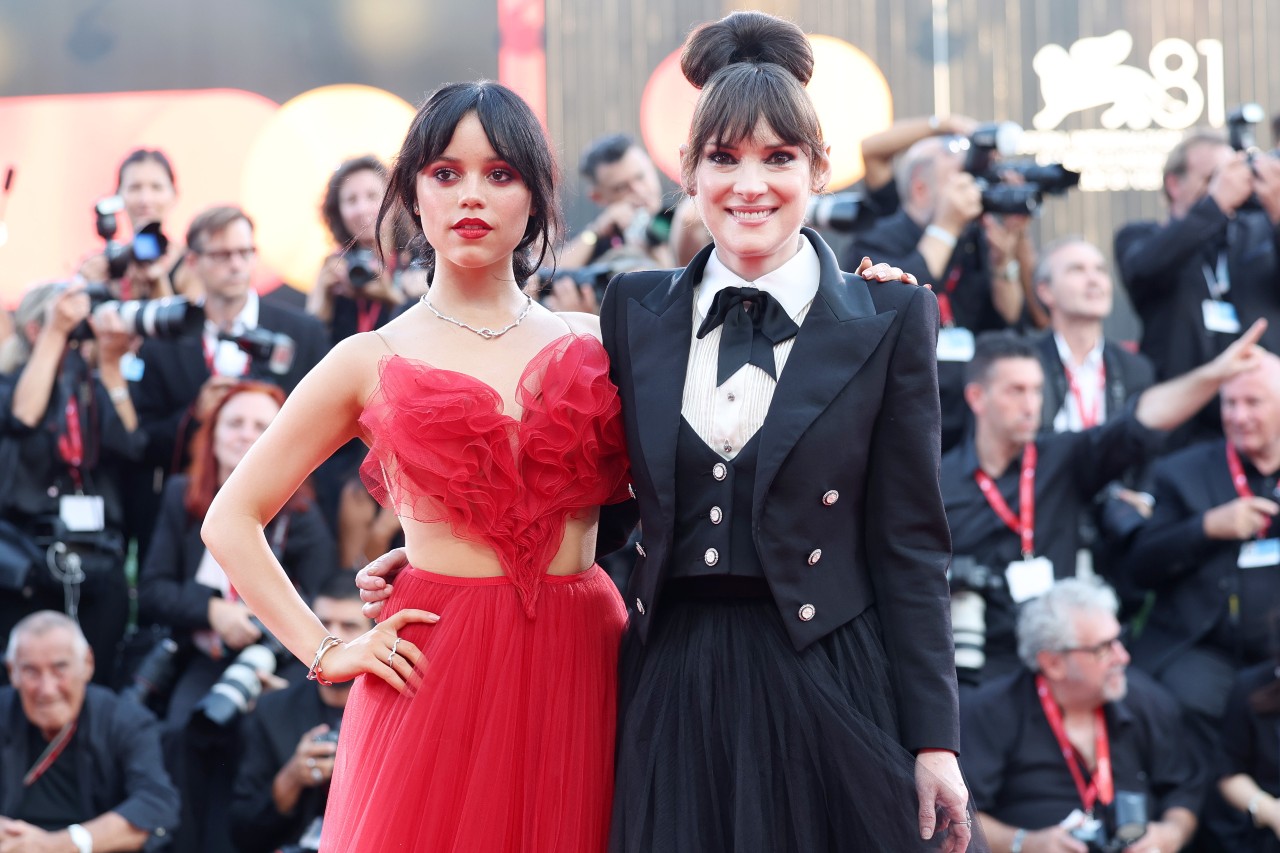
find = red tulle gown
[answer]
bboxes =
[320,335,631,852]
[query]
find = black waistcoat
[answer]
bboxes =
[669,418,764,578]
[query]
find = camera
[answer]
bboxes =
[345,247,378,289]
[120,635,182,709]
[535,250,652,306]
[69,282,204,342]
[804,192,878,233]
[1067,792,1148,853]
[948,556,1003,678]
[218,328,296,377]
[312,729,340,745]
[1227,102,1270,157]
[93,196,169,281]
[189,616,286,733]
[960,122,1080,215]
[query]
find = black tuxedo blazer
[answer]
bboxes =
[131,300,330,470]
[599,228,960,751]
[1033,332,1155,431]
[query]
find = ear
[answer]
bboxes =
[84,646,96,682]
[812,145,834,194]
[1036,650,1067,681]
[1035,281,1054,311]
[963,381,984,415]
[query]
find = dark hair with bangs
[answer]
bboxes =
[116,148,176,194]
[322,155,386,247]
[375,81,562,284]
[679,11,824,190]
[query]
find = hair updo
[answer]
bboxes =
[679,11,825,190]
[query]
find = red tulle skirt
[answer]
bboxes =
[320,564,626,852]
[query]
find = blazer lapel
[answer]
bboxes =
[754,229,896,511]
[626,248,705,520]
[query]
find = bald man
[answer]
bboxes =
[1127,351,1280,760]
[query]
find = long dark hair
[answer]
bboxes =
[321,155,386,247]
[375,81,562,284]
[679,11,825,191]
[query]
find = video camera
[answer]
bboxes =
[218,327,296,378]
[961,122,1080,215]
[68,283,204,342]
[93,195,169,281]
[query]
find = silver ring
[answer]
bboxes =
[387,650,398,666]
[306,757,317,769]
[310,767,323,783]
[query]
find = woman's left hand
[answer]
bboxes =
[855,256,919,287]
[915,749,972,853]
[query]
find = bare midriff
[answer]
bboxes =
[398,506,602,578]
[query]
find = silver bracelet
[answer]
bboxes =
[924,224,958,250]
[306,635,342,686]
[66,823,92,853]
[1011,827,1027,853]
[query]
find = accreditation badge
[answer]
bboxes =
[1238,538,1280,569]
[1005,556,1054,603]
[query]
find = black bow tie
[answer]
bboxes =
[696,286,800,385]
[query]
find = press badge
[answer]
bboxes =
[1202,300,1242,334]
[59,494,105,533]
[119,351,144,382]
[1005,556,1054,603]
[1238,539,1280,569]
[937,326,976,362]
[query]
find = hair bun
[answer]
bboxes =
[680,11,813,90]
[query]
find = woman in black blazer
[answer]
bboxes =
[599,12,974,853]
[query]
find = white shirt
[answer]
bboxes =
[681,240,819,460]
[202,290,260,377]
[1052,332,1106,433]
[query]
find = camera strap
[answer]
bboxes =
[1035,674,1113,814]
[56,386,87,493]
[22,718,78,787]
[974,442,1037,558]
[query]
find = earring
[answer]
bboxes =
[413,205,420,215]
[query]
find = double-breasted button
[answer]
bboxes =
[635,542,646,558]
[709,506,724,525]
[822,490,839,506]
[798,604,817,622]
[712,462,727,481]
[807,549,823,566]
[635,599,646,615]
[704,548,720,566]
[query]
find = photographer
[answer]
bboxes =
[843,134,1032,451]
[857,113,979,219]
[135,380,334,853]
[0,280,143,688]
[305,156,411,346]
[78,149,193,300]
[961,578,1203,853]
[229,574,370,853]
[1115,129,1280,450]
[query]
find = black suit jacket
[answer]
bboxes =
[599,229,959,752]
[131,300,330,471]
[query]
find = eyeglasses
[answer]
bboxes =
[1060,631,1127,661]
[196,247,257,264]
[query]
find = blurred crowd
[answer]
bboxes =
[3,107,1280,853]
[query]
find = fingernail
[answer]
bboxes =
[921,829,933,840]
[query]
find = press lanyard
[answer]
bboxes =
[23,719,78,787]
[1226,442,1270,539]
[1064,362,1106,430]
[1035,674,1113,814]
[355,297,382,334]
[937,266,962,328]
[57,394,84,492]
[1203,251,1230,301]
[974,443,1037,558]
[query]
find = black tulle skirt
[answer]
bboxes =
[610,585,983,853]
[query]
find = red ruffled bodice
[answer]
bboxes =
[358,334,631,615]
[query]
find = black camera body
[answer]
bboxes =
[69,283,204,342]
[93,195,169,281]
[1068,792,1149,853]
[217,328,296,378]
[189,617,286,735]
[345,247,378,289]
[804,192,878,233]
[312,729,340,745]
[947,554,1003,595]
[961,123,1080,215]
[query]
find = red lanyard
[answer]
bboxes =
[1226,442,1268,538]
[1035,674,1113,814]
[974,442,1037,558]
[1064,362,1107,429]
[23,718,78,787]
[937,267,962,327]
[57,394,84,491]
[355,297,382,334]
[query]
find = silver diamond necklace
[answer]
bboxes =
[419,292,533,340]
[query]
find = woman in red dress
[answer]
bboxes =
[202,82,632,852]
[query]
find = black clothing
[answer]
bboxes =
[1115,198,1280,447]
[961,668,1206,834]
[327,295,395,347]
[670,421,763,579]
[1127,439,1280,673]
[16,721,83,830]
[230,679,337,853]
[941,407,1164,680]
[1219,662,1280,853]
[0,685,181,846]
[842,210,1007,452]
[601,229,960,753]
[1034,333,1156,433]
